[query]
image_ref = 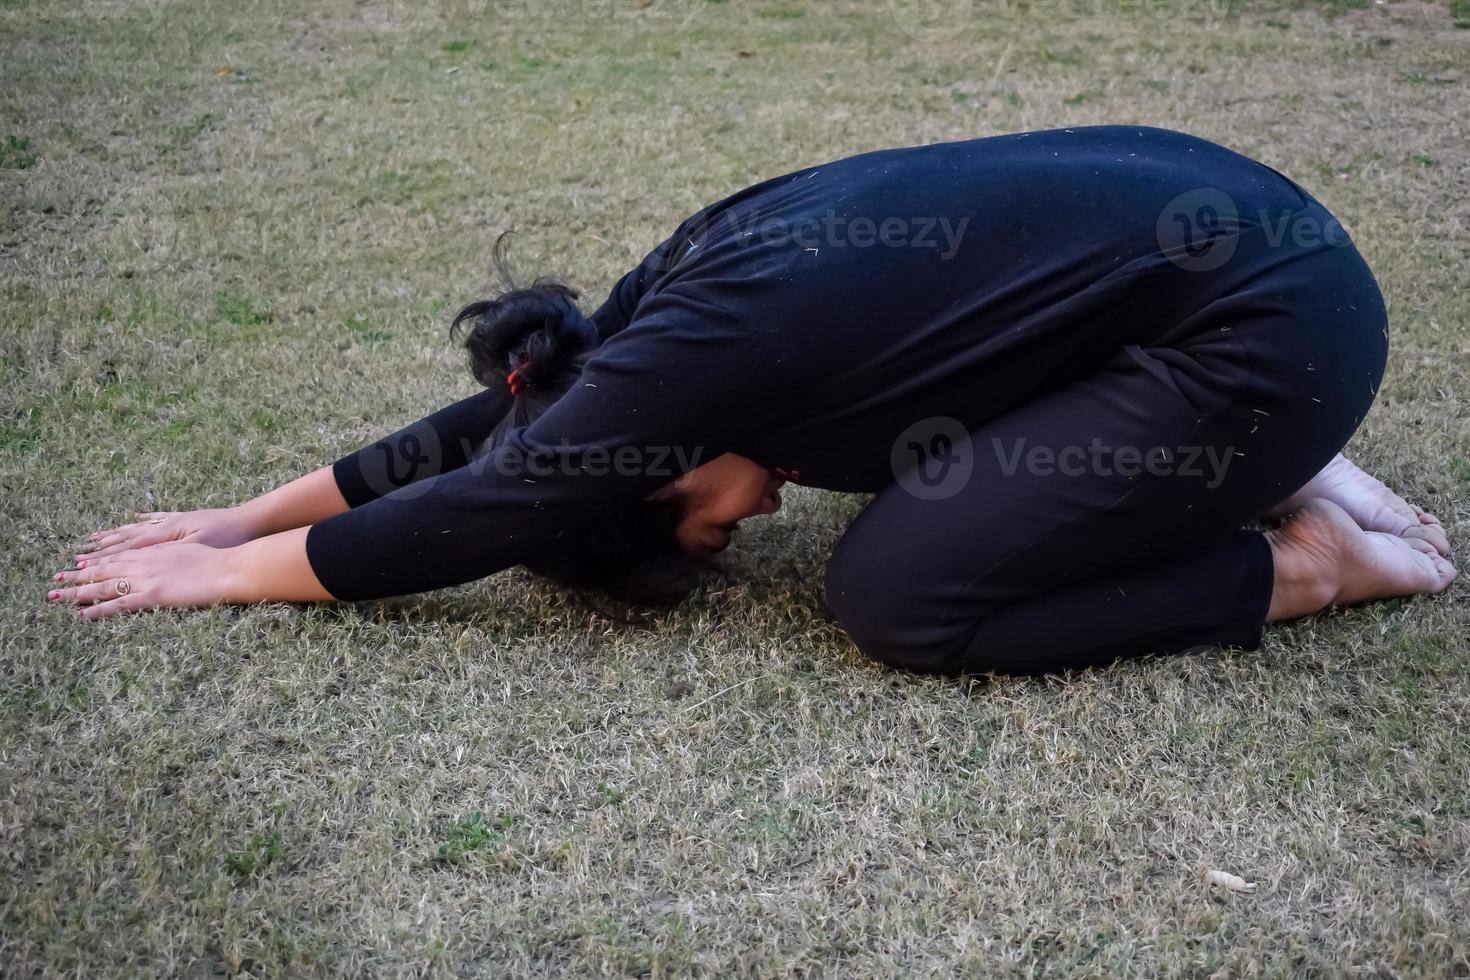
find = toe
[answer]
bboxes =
[1430,556,1457,592]
[1403,536,1438,557]
[1401,523,1451,557]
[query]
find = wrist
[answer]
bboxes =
[217,541,261,604]
[219,528,333,605]
[232,497,280,539]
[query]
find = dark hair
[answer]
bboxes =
[450,237,709,607]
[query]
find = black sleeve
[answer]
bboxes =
[588,215,711,342]
[329,387,509,508]
[304,280,797,601]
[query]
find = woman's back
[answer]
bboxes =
[590,126,1328,489]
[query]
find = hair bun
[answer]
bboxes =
[453,281,598,396]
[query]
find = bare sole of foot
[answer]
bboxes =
[1266,498,1457,621]
[1273,454,1450,556]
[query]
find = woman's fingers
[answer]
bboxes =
[78,513,177,548]
[54,556,132,586]
[83,526,138,550]
[49,578,133,605]
[81,522,160,555]
[46,550,160,615]
[76,527,177,561]
[78,593,147,621]
[74,542,135,561]
[76,517,186,561]
[48,518,203,619]
[49,555,142,602]
[76,539,148,561]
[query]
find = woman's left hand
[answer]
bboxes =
[48,543,238,621]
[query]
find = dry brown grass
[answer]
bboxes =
[2,0,1468,975]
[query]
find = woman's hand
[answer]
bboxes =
[49,542,241,621]
[74,508,261,563]
[74,468,354,565]
[51,527,333,621]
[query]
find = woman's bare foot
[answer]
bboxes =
[1272,454,1450,556]
[1266,498,1457,621]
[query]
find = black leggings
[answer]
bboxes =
[824,208,1389,676]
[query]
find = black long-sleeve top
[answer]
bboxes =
[306,125,1311,600]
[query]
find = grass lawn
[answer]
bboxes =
[3,0,1468,975]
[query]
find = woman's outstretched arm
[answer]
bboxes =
[60,276,800,616]
[75,466,351,562]
[72,247,662,569]
[53,527,333,620]
[302,281,802,601]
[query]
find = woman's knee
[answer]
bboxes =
[823,548,971,675]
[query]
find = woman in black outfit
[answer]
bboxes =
[52,127,1454,675]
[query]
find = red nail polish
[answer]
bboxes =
[55,573,64,582]
[48,590,60,600]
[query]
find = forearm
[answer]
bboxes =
[233,389,508,537]
[235,466,351,538]
[224,527,336,603]
[331,388,509,507]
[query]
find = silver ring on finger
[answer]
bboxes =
[115,578,131,596]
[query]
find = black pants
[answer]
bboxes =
[824,203,1389,676]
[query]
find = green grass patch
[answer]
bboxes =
[213,290,272,326]
[344,315,392,345]
[224,831,285,880]
[0,135,38,169]
[434,812,514,863]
